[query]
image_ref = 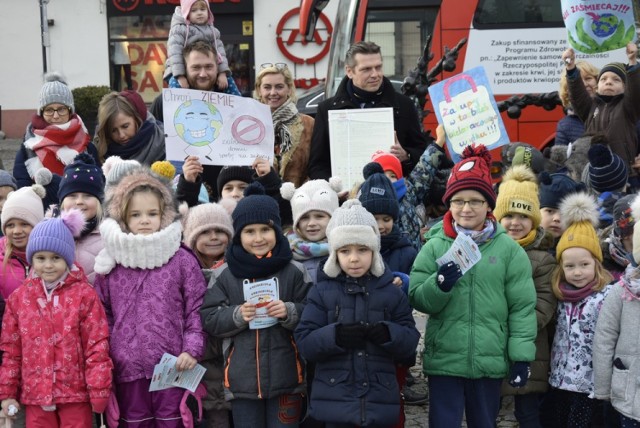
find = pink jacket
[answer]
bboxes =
[0,237,29,300]
[0,266,113,405]
[75,229,103,285]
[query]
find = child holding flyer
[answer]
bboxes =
[94,167,206,427]
[200,182,311,428]
[409,145,537,427]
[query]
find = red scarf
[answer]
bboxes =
[25,114,90,176]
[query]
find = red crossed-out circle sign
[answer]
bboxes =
[112,0,140,12]
[232,115,266,145]
[276,7,333,65]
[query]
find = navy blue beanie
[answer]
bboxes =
[538,172,583,209]
[588,144,628,193]
[58,153,105,202]
[232,181,282,241]
[358,162,399,221]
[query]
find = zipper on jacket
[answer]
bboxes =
[469,272,475,377]
[334,305,340,323]
[224,348,235,388]
[360,396,366,425]
[256,329,262,399]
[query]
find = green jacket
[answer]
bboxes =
[409,221,537,379]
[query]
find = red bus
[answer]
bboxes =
[300,0,623,153]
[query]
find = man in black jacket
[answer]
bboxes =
[308,41,427,180]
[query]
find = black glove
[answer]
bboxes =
[367,322,391,345]
[436,261,462,292]
[335,323,368,349]
[508,362,531,388]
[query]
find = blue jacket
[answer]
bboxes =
[381,235,417,275]
[294,266,419,426]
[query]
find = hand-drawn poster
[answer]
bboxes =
[561,0,635,53]
[162,88,275,166]
[429,66,509,163]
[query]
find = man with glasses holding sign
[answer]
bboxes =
[307,41,427,180]
[13,72,99,209]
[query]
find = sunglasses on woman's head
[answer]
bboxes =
[260,63,288,70]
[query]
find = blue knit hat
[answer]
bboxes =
[27,209,85,268]
[0,170,17,190]
[538,172,583,209]
[58,153,105,202]
[588,144,628,193]
[358,162,399,221]
[232,182,281,242]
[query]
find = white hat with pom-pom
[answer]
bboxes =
[280,177,342,231]
[1,184,46,233]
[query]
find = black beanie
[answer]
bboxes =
[538,172,583,209]
[58,153,105,202]
[216,166,254,197]
[231,182,282,241]
[598,62,627,84]
[358,162,399,221]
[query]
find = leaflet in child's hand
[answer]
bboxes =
[436,232,481,274]
[243,278,280,330]
[149,353,206,393]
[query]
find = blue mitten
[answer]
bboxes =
[436,262,462,292]
[392,271,410,295]
[508,362,531,388]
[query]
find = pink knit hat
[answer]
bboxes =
[1,184,46,234]
[180,199,235,250]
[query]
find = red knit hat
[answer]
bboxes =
[371,150,403,179]
[119,90,147,121]
[442,144,496,209]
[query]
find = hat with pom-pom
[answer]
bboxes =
[1,184,46,234]
[357,162,399,220]
[281,178,342,231]
[538,172,583,209]
[27,208,85,267]
[443,144,496,209]
[588,143,628,193]
[232,182,281,240]
[371,150,403,179]
[58,153,105,202]
[38,72,74,115]
[323,199,385,278]
[102,156,141,189]
[494,165,541,228]
[181,199,235,252]
[556,192,602,261]
[151,160,176,181]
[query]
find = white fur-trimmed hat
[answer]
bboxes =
[280,177,342,230]
[323,199,385,278]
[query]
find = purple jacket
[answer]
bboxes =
[95,246,206,383]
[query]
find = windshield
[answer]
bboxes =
[325,0,359,98]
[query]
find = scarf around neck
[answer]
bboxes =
[286,230,329,261]
[559,278,598,302]
[24,115,91,176]
[443,211,496,244]
[225,233,293,279]
[94,218,182,275]
[381,224,402,253]
[393,178,407,200]
[621,264,640,301]
[347,79,384,107]
[105,119,165,165]
[608,231,632,268]
[271,99,298,168]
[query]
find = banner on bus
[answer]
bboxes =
[429,66,509,163]
[561,0,635,53]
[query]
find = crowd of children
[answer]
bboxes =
[4,2,640,425]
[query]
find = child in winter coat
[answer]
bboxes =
[0,185,45,300]
[94,167,207,427]
[594,194,640,426]
[494,165,557,426]
[0,171,17,235]
[200,182,311,428]
[294,199,419,427]
[281,178,342,283]
[182,201,235,428]
[563,43,640,189]
[409,145,537,427]
[600,194,635,281]
[57,153,105,284]
[538,172,584,243]
[165,0,240,95]
[0,209,113,427]
[549,192,614,427]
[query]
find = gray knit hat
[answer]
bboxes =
[0,171,17,190]
[38,72,75,115]
[323,199,385,278]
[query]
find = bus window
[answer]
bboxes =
[474,0,563,28]
[365,8,438,81]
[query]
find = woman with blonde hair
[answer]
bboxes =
[254,63,313,187]
[95,90,165,165]
[555,60,599,146]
